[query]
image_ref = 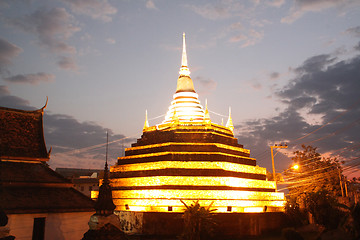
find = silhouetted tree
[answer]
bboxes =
[179,200,216,240]
[284,145,347,230]
[284,145,343,199]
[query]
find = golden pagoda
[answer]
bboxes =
[95,33,285,217]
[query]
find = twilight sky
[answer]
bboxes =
[1,0,360,177]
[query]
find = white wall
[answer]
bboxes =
[7,211,94,240]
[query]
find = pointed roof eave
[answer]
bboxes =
[226,107,234,132]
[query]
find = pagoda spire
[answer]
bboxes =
[163,33,204,124]
[182,32,188,67]
[94,132,116,216]
[143,110,149,129]
[179,33,190,77]
[226,107,234,132]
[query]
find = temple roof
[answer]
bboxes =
[0,161,94,214]
[56,168,101,179]
[0,106,49,161]
[0,105,94,214]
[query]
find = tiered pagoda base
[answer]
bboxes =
[92,122,284,214]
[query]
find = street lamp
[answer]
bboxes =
[292,164,299,170]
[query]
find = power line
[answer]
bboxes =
[290,97,360,143]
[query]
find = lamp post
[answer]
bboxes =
[270,144,288,191]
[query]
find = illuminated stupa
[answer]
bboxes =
[103,33,285,216]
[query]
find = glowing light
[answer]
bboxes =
[112,161,264,175]
[292,164,299,170]
[163,91,205,124]
[119,151,255,161]
[124,142,250,155]
[110,176,276,189]
[112,189,284,201]
[91,191,98,199]
[110,198,285,213]
[143,123,236,139]
[244,207,265,213]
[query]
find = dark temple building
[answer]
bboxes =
[0,104,94,239]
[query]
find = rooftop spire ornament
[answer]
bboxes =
[226,107,234,132]
[143,110,149,129]
[179,33,190,77]
[204,99,211,124]
[163,33,205,123]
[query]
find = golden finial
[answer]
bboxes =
[179,32,190,76]
[204,99,211,124]
[172,109,179,123]
[143,110,149,130]
[226,107,234,132]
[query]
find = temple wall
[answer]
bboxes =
[7,211,94,240]
[115,211,288,238]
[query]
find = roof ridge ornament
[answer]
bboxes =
[179,33,190,77]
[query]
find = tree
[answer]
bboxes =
[179,200,216,240]
[284,145,343,199]
[283,145,347,230]
[303,191,343,230]
[266,171,284,182]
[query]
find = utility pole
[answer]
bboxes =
[270,144,288,191]
[338,168,344,197]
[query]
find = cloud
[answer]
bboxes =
[229,29,264,47]
[235,49,360,172]
[57,56,78,71]
[270,72,280,80]
[281,0,360,24]
[44,113,133,168]
[105,38,116,44]
[8,7,80,54]
[146,0,157,10]
[4,72,55,85]
[251,82,262,90]
[193,76,217,94]
[0,85,30,109]
[187,2,269,48]
[0,87,131,169]
[345,26,360,38]
[266,0,285,7]
[0,38,22,74]
[294,54,336,74]
[229,22,243,31]
[355,41,360,51]
[62,0,117,22]
[279,54,360,115]
[186,1,245,20]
